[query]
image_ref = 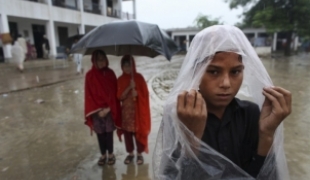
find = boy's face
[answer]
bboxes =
[199,52,244,108]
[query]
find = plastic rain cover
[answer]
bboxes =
[153,25,289,180]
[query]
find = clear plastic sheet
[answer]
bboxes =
[153,25,289,180]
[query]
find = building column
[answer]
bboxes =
[79,25,85,34]
[133,0,136,19]
[79,0,85,34]
[0,13,12,60]
[254,32,258,38]
[118,0,122,19]
[46,0,57,57]
[272,32,277,52]
[101,0,107,16]
[46,20,57,57]
[294,36,299,51]
[186,34,190,51]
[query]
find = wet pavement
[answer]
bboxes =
[0,54,309,180]
[0,59,81,94]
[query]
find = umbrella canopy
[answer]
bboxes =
[70,20,179,60]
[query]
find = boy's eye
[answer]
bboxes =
[207,70,218,75]
[231,70,242,75]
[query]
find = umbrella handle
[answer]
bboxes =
[130,57,136,101]
[132,88,136,101]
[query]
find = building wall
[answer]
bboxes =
[171,31,199,37]
[0,0,50,21]
[254,47,272,56]
[52,7,81,24]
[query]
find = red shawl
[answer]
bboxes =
[117,55,151,153]
[84,52,121,133]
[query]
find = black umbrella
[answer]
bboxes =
[70,20,179,60]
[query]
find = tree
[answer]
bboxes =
[195,14,222,29]
[226,0,310,56]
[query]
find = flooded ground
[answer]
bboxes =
[0,54,309,180]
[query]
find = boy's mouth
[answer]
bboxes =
[216,94,231,100]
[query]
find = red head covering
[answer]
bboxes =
[84,50,121,132]
[117,55,151,153]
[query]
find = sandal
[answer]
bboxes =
[97,156,106,166]
[107,155,116,165]
[137,155,144,165]
[124,155,135,164]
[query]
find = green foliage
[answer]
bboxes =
[227,0,310,36]
[195,14,222,29]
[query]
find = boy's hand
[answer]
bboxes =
[177,89,207,139]
[259,87,292,137]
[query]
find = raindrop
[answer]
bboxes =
[36,99,45,104]
[2,167,9,172]
[36,76,40,83]
[2,94,8,98]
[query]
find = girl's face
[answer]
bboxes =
[96,53,107,69]
[122,62,132,74]
[199,52,244,109]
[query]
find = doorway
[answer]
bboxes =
[32,24,46,58]
[57,26,68,47]
[9,22,18,41]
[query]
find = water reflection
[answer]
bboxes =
[121,164,150,180]
[100,163,151,180]
[102,166,117,180]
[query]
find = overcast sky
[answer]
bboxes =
[122,0,244,29]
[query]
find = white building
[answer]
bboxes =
[0,0,136,61]
[166,27,300,55]
[166,27,200,51]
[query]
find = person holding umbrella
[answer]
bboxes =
[117,55,151,165]
[84,50,121,166]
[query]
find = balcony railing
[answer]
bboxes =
[122,12,134,20]
[107,7,121,18]
[52,0,79,11]
[84,3,102,15]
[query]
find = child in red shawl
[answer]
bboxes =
[84,50,121,166]
[117,55,151,165]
